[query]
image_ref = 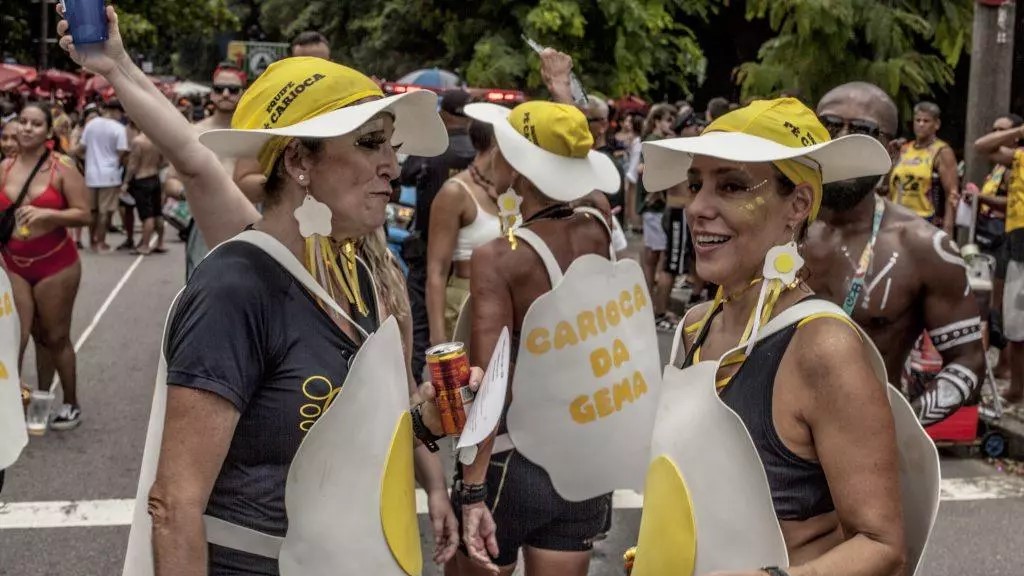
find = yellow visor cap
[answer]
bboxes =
[706,98,828,220]
[231,57,384,174]
[508,101,593,159]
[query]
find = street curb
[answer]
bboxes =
[988,416,1024,460]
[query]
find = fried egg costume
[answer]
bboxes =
[0,268,26,472]
[632,99,941,575]
[122,231,422,576]
[453,102,662,500]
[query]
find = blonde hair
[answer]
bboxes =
[359,228,410,323]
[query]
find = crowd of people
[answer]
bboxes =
[0,3,1020,576]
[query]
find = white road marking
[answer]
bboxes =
[48,253,146,393]
[3,475,1023,530]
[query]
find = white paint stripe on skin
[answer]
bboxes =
[4,476,1024,529]
[934,332,984,352]
[864,253,898,300]
[49,253,146,393]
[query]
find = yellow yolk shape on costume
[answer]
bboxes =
[631,456,697,576]
[380,412,422,575]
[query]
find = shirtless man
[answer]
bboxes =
[803,82,986,426]
[164,63,246,279]
[122,128,166,254]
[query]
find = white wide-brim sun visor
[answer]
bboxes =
[199,90,448,159]
[464,102,620,203]
[642,131,892,192]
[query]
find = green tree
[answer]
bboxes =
[114,0,239,77]
[737,0,973,114]
[256,0,722,99]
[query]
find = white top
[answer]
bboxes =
[450,178,501,262]
[625,136,643,185]
[80,117,129,188]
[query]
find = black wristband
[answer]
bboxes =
[457,480,488,505]
[410,402,441,453]
[761,567,790,576]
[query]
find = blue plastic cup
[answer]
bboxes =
[62,0,109,45]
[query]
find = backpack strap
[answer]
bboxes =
[514,228,563,287]
[231,230,370,339]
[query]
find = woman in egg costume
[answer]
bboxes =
[450,101,662,576]
[629,99,940,576]
[59,7,478,576]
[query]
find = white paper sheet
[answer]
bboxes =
[457,327,510,449]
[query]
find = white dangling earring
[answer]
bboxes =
[744,239,805,355]
[293,176,333,238]
[497,187,524,249]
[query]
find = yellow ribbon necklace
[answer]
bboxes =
[304,236,369,319]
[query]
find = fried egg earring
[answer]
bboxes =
[294,175,333,238]
[497,187,524,249]
[743,240,805,355]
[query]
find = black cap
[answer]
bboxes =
[440,90,471,117]
[83,102,99,115]
[104,98,124,111]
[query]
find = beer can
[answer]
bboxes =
[426,342,474,435]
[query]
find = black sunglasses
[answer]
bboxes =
[818,114,891,140]
[212,84,243,95]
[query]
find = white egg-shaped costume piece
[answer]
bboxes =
[0,269,26,471]
[634,299,940,575]
[506,209,662,501]
[123,231,420,576]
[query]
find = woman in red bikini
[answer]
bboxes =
[1,103,91,430]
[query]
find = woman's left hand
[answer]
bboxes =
[426,488,460,564]
[15,206,53,233]
[417,366,485,437]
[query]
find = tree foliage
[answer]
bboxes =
[116,0,238,76]
[737,0,973,114]
[256,0,721,99]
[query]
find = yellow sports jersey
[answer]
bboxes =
[889,140,949,219]
[1006,150,1024,234]
[980,164,1008,218]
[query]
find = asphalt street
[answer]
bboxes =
[1,234,1023,575]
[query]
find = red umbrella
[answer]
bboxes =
[39,69,83,92]
[0,69,25,92]
[84,75,116,100]
[0,63,38,92]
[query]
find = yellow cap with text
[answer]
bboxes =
[508,101,593,159]
[706,98,828,220]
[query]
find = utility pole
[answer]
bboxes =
[38,0,49,70]
[964,0,1017,187]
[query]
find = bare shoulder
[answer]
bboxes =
[897,210,962,268]
[471,237,514,272]
[192,118,216,134]
[680,301,714,351]
[435,178,469,204]
[790,315,873,385]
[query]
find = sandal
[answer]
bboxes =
[655,314,679,333]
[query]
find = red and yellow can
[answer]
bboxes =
[426,342,474,435]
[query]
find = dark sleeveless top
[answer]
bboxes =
[682,303,835,521]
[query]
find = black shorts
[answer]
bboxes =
[451,449,611,567]
[129,175,163,220]
[997,229,1024,281]
[663,208,686,275]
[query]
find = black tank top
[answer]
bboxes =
[683,305,835,521]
